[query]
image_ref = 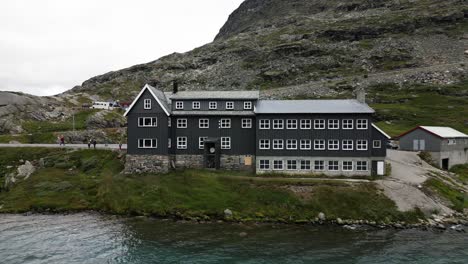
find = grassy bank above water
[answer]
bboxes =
[0,148,424,223]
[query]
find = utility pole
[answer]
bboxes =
[72,109,75,132]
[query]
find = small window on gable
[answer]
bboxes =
[373,140,382,148]
[144,99,151,110]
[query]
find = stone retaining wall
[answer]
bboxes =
[221,155,255,171]
[124,154,170,174]
[174,155,204,169]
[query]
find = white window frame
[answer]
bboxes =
[286,139,298,150]
[448,139,456,145]
[209,102,217,110]
[357,119,368,130]
[314,160,325,171]
[343,161,354,171]
[273,160,284,170]
[259,139,270,150]
[221,137,231,150]
[177,118,187,128]
[328,161,339,171]
[300,160,311,170]
[244,101,252,110]
[273,139,284,150]
[168,138,171,149]
[242,118,252,128]
[220,118,231,129]
[314,119,325,130]
[144,99,151,110]
[286,119,298,130]
[199,118,209,129]
[357,140,368,151]
[175,101,184,110]
[259,119,270,130]
[259,160,270,170]
[226,101,234,110]
[328,140,339,150]
[328,119,339,130]
[314,139,325,150]
[356,161,369,171]
[343,119,354,130]
[273,119,284,129]
[199,137,208,149]
[177,137,187,149]
[342,140,354,151]
[373,140,382,148]
[168,117,172,127]
[300,119,312,129]
[138,138,157,149]
[138,117,157,127]
[192,101,200,110]
[287,160,298,170]
[300,139,311,150]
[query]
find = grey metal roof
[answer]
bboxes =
[255,100,375,114]
[171,111,255,116]
[148,85,171,113]
[165,91,260,100]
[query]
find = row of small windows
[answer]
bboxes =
[175,101,253,110]
[259,160,369,172]
[259,139,381,150]
[259,119,368,130]
[137,137,232,150]
[177,118,252,129]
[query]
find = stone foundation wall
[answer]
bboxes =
[124,154,170,174]
[174,155,204,169]
[221,155,256,171]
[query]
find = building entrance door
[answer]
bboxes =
[204,139,220,169]
[442,158,449,170]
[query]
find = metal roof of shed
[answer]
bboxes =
[255,99,375,114]
[396,126,468,139]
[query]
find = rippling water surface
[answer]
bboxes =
[0,213,467,264]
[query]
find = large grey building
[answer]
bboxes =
[396,126,468,170]
[124,84,390,176]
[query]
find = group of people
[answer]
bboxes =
[57,135,123,150]
[88,138,97,149]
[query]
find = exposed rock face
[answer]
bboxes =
[4,161,36,189]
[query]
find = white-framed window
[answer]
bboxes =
[342,140,354,150]
[244,101,252,110]
[199,118,209,129]
[259,119,270,129]
[300,119,312,129]
[242,118,252,128]
[343,161,353,171]
[287,160,297,170]
[286,139,298,150]
[373,140,382,148]
[286,120,298,129]
[168,138,171,149]
[356,161,368,171]
[209,102,217,110]
[220,118,231,128]
[259,139,270,149]
[199,137,208,149]
[177,118,187,128]
[448,139,456,145]
[192,101,200,110]
[175,101,184,110]
[138,117,157,127]
[300,139,311,150]
[328,161,339,171]
[168,117,172,127]
[314,119,325,129]
[314,139,325,150]
[357,140,368,150]
[226,101,234,110]
[343,119,353,129]
[144,99,151,110]
[177,137,187,149]
[328,119,339,129]
[357,119,368,130]
[300,160,311,170]
[259,160,270,170]
[221,137,231,149]
[273,119,284,129]
[314,160,325,171]
[138,138,157,149]
[273,139,284,150]
[273,160,284,170]
[328,140,339,150]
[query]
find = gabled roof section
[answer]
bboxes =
[123,84,171,117]
[372,124,391,139]
[396,126,468,139]
[255,99,375,114]
[164,91,259,100]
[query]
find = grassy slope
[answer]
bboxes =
[424,178,468,212]
[0,148,423,223]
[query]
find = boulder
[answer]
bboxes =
[318,212,326,221]
[17,161,35,179]
[336,218,344,225]
[224,209,233,218]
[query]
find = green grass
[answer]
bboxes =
[424,178,468,212]
[22,110,98,134]
[0,148,423,222]
[450,164,468,184]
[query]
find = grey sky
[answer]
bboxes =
[0,0,244,96]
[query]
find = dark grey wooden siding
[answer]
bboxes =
[371,125,388,157]
[127,89,169,155]
[255,114,375,157]
[171,99,255,111]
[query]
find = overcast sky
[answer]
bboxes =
[0,0,244,96]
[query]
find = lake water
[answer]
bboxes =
[0,213,467,264]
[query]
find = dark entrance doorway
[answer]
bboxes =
[442,158,449,170]
[204,139,220,169]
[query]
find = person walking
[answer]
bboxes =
[88,139,92,149]
[92,139,97,149]
[119,140,122,151]
[60,135,65,146]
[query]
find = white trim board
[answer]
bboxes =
[123,84,171,117]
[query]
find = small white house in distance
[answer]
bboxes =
[396,126,468,170]
[91,102,114,110]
